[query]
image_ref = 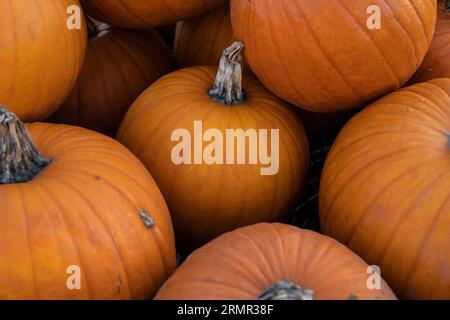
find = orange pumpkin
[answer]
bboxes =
[175,4,233,68]
[410,1,450,84]
[50,20,174,136]
[0,0,87,122]
[319,78,450,299]
[118,43,310,251]
[0,107,176,299]
[231,0,437,112]
[155,223,397,300]
[81,0,226,29]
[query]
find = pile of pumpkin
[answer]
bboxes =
[0,0,448,300]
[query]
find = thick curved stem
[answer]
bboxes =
[0,107,50,184]
[258,280,315,300]
[208,41,246,105]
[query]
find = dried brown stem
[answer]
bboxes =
[258,280,315,300]
[208,41,246,105]
[0,107,50,184]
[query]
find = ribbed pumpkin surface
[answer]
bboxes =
[118,66,309,251]
[82,0,227,28]
[51,23,174,136]
[411,1,450,84]
[155,223,397,300]
[0,0,86,121]
[175,4,233,68]
[0,123,176,299]
[231,0,437,112]
[320,78,450,299]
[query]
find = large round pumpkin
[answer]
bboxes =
[410,1,450,84]
[231,0,437,112]
[50,20,174,136]
[81,0,227,29]
[118,43,310,251]
[155,223,397,300]
[0,107,176,299]
[319,78,450,299]
[175,4,233,68]
[0,0,87,122]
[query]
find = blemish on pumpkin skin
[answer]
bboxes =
[348,294,359,300]
[94,176,102,180]
[27,23,37,39]
[375,203,386,214]
[139,210,155,228]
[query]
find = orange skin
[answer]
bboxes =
[50,23,174,137]
[231,0,437,113]
[175,4,234,68]
[320,79,450,299]
[155,223,397,300]
[81,0,227,29]
[410,1,450,84]
[0,123,176,299]
[0,0,87,122]
[118,66,310,252]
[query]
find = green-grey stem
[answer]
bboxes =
[208,41,246,105]
[258,280,315,300]
[445,0,450,12]
[0,107,50,184]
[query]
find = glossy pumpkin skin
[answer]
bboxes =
[117,67,310,251]
[81,0,227,29]
[231,0,437,113]
[410,1,450,84]
[0,0,87,122]
[155,223,397,300]
[320,79,450,299]
[175,4,233,68]
[0,123,176,299]
[50,23,174,136]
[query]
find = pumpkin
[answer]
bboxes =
[81,0,227,29]
[319,78,450,299]
[50,20,174,136]
[410,1,450,84]
[118,42,310,251]
[0,107,176,299]
[231,0,437,113]
[155,223,397,300]
[0,0,87,122]
[175,4,233,68]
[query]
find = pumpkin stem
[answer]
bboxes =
[445,0,450,12]
[208,41,246,105]
[258,280,315,300]
[0,107,50,184]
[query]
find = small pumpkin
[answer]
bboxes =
[0,0,87,122]
[118,42,310,251]
[155,223,397,300]
[50,20,174,136]
[0,107,176,299]
[231,0,437,112]
[81,0,227,29]
[410,0,450,84]
[319,78,450,299]
[175,4,233,68]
